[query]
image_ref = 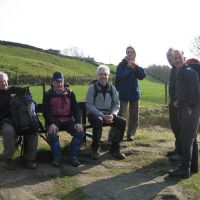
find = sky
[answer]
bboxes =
[0,0,200,67]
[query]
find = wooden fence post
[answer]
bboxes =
[42,82,46,95]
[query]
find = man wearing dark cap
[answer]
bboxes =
[42,71,85,167]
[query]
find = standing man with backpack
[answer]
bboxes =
[85,65,126,160]
[168,50,200,178]
[0,72,38,170]
[43,71,85,167]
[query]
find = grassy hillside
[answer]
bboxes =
[1,43,168,106]
[0,44,98,78]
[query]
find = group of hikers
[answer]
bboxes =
[0,46,200,179]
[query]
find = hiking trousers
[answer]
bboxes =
[47,120,85,161]
[178,104,200,171]
[118,100,138,138]
[169,104,181,154]
[0,120,38,161]
[88,114,126,151]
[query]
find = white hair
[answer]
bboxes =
[0,72,8,80]
[96,65,110,76]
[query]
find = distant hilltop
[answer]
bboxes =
[0,40,63,56]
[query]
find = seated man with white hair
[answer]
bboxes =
[0,72,38,170]
[85,65,126,160]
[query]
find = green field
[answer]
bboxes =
[30,78,167,106]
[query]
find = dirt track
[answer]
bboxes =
[0,128,191,200]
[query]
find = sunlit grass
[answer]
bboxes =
[30,78,167,106]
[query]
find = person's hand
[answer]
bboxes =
[102,114,113,124]
[187,108,192,115]
[48,124,58,134]
[74,123,83,132]
[173,101,179,108]
[10,94,16,97]
[128,60,136,70]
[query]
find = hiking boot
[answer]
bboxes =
[169,153,182,162]
[24,160,37,169]
[70,158,81,167]
[52,159,61,167]
[110,149,126,160]
[3,159,15,170]
[166,149,177,157]
[168,168,190,179]
[91,148,100,160]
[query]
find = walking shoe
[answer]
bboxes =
[166,149,177,156]
[52,158,61,167]
[169,153,182,162]
[168,168,190,178]
[3,159,15,170]
[91,148,100,160]
[127,137,134,142]
[70,158,81,167]
[190,166,199,173]
[110,149,126,160]
[24,160,37,169]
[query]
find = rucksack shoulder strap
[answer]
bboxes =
[93,83,114,103]
[93,83,101,103]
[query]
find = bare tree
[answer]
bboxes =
[63,47,84,58]
[191,35,200,58]
[62,47,95,63]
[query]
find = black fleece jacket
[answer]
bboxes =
[175,64,200,108]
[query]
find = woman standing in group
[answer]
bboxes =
[115,46,146,141]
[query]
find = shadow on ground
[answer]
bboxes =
[63,158,185,200]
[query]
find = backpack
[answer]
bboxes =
[91,80,113,103]
[188,64,200,81]
[9,86,41,135]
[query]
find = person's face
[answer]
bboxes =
[167,53,174,66]
[126,48,136,60]
[173,51,185,69]
[52,80,65,90]
[98,70,109,85]
[0,75,8,91]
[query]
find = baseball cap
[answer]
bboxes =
[52,71,64,81]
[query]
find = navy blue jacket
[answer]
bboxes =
[175,64,200,109]
[115,59,146,101]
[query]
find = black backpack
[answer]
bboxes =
[9,86,41,135]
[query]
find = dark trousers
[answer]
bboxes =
[88,114,126,152]
[178,105,200,171]
[169,104,181,154]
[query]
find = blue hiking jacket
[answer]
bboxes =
[115,59,146,101]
